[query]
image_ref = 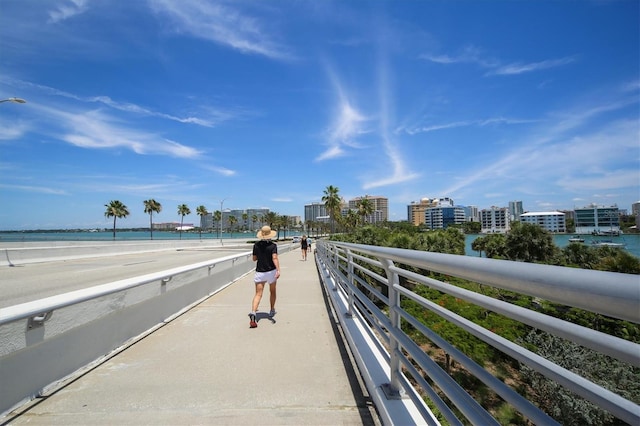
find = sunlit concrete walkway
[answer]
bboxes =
[3,248,379,425]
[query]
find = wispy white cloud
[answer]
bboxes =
[363,41,420,190]
[400,117,537,135]
[421,45,575,76]
[440,101,639,199]
[0,183,68,195]
[1,77,230,127]
[420,45,498,68]
[316,65,369,161]
[490,56,576,76]
[42,107,203,158]
[0,118,29,140]
[48,0,89,24]
[149,0,292,60]
[202,165,236,177]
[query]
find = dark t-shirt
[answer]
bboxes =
[253,240,278,272]
[301,238,308,249]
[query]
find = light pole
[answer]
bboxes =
[0,97,26,104]
[219,197,229,245]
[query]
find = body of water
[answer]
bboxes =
[464,233,640,259]
[1,230,638,258]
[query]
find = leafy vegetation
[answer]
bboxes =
[471,222,639,274]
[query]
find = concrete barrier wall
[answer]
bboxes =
[0,254,254,416]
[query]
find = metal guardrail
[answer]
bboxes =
[315,240,640,425]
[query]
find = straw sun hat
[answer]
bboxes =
[256,225,277,240]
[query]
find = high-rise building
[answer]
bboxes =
[480,207,511,233]
[509,201,524,222]
[348,196,389,223]
[520,211,566,233]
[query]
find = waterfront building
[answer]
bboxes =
[348,196,389,224]
[520,211,566,233]
[407,198,436,226]
[574,204,620,235]
[480,207,511,233]
[425,205,466,229]
[305,202,329,224]
[509,201,524,222]
[153,222,194,231]
[633,201,640,229]
[201,214,213,230]
[219,208,270,232]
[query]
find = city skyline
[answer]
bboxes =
[1,1,638,230]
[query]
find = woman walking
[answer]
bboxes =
[300,235,308,260]
[249,226,280,328]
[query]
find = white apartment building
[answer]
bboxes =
[520,211,566,233]
[480,207,511,233]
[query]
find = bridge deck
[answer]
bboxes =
[4,249,379,425]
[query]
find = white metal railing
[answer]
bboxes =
[0,248,268,416]
[315,240,640,426]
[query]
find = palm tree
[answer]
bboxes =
[228,215,237,238]
[345,209,359,231]
[322,185,341,234]
[177,204,191,240]
[143,199,162,240]
[264,211,278,228]
[357,195,375,226]
[196,205,208,240]
[280,215,289,239]
[251,214,258,231]
[104,200,129,240]
[213,210,222,238]
[242,213,248,232]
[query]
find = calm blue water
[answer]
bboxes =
[0,230,270,242]
[1,231,638,258]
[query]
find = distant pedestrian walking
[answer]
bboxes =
[249,226,280,328]
[301,235,308,260]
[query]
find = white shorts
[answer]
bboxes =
[254,269,277,284]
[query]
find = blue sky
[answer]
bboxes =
[1,0,638,230]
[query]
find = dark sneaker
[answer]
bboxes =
[269,309,276,317]
[249,313,257,328]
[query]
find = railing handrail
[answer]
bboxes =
[332,241,639,323]
[0,251,251,326]
[315,239,640,426]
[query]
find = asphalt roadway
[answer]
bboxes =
[0,243,253,308]
[2,245,381,425]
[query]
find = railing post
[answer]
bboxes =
[380,258,403,398]
[331,245,339,291]
[345,249,354,317]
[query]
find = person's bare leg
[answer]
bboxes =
[252,282,265,312]
[269,282,277,312]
